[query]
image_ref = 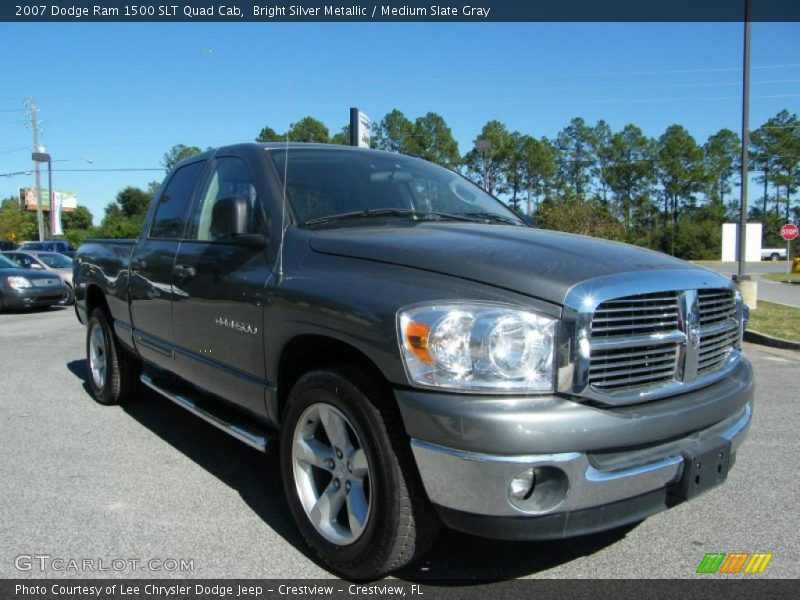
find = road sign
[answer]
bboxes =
[781,223,799,241]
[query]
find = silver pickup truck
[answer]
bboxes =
[74,143,753,578]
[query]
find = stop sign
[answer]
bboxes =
[781,223,799,241]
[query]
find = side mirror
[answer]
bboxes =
[211,195,250,238]
[30,262,44,269]
[210,195,267,249]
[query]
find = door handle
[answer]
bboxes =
[131,258,147,270]
[173,264,196,279]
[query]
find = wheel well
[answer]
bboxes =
[277,335,392,421]
[85,284,109,318]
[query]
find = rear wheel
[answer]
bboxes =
[86,308,140,405]
[771,253,781,261]
[280,368,438,579]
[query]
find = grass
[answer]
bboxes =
[748,301,800,343]
[761,271,800,283]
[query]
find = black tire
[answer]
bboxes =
[63,284,75,306]
[771,253,780,261]
[280,367,438,579]
[86,308,141,406]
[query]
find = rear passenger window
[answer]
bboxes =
[149,161,205,239]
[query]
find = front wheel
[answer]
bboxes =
[280,368,438,579]
[771,253,781,261]
[86,308,140,405]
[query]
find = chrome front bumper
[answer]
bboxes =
[411,402,752,518]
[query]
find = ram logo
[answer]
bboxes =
[215,317,258,335]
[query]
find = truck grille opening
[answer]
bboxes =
[587,288,738,395]
[697,289,738,375]
[588,291,681,392]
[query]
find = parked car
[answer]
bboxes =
[74,143,753,579]
[0,254,68,312]
[0,241,17,251]
[19,240,75,258]
[1,251,75,304]
[761,247,787,261]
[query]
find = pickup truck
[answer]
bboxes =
[74,143,753,578]
[761,247,787,261]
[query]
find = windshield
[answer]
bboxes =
[269,148,524,226]
[0,255,18,269]
[37,252,73,268]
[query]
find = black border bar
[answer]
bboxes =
[2,579,800,600]
[3,1,800,23]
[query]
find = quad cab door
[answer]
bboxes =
[170,154,272,419]
[129,159,207,368]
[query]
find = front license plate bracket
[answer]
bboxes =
[675,440,732,500]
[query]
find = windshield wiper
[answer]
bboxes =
[304,208,477,226]
[458,211,525,226]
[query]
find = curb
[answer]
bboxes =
[744,329,800,352]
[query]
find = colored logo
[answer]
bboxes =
[696,552,773,574]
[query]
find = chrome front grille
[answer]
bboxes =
[558,270,743,406]
[698,289,737,327]
[589,344,679,391]
[586,288,739,395]
[588,291,681,391]
[697,289,738,375]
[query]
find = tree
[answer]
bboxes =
[162,144,202,171]
[97,186,154,239]
[407,112,460,168]
[374,109,415,154]
[504,132,529,211]
[256,126,283,143]
[535,197,624,240]
[115,186,151,218]
[656,125,706,226]
[554,117,595,199]
[764,110,800,220]
[287,116,329,143]
[0,198,38,243]
[331,125,350,145]
[61,205,94,231]
[604,124,657,231]
[463,120,511,195]
[703,128,741,208]
[591,120,613,202]
[520,136,556,216]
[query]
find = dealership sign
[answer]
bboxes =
[18,187,77,212]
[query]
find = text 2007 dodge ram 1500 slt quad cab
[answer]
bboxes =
[74,143,753,578]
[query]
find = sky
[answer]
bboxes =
[0,21,798,223]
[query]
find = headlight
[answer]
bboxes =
[6,276,32,289]
[398,303,557,392]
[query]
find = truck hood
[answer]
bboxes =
[308,223,697,305]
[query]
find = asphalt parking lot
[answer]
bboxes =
[0,307,797,580]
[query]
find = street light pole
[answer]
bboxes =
[734,0,757,309]
[29,99,46,241]
[31,150,53,239]
[47,156,53,236]
[737,0,751,277]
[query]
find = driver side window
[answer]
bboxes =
[188,157,259,241]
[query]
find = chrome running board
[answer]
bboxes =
[140,374,270,453]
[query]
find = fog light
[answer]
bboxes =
[509,468,536,501]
